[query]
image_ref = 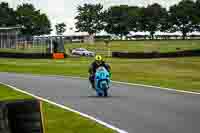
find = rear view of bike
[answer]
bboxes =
[94,67,111,97]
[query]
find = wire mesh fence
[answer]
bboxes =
[0,28,110,57]
[0,30,17,49]
[0,38,50,54]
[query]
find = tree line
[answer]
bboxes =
[1,0,200,40]
[75,0,200,40]
[0,2,51,38]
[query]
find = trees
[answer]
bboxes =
[34,13,51,35]
[140,3,168,39]
[0,2,17,27]
[194,0,200,31]
[16,3,51,38]
[75,3,105,42]
[0,2,51,37]
[55,23,66,35]
[104,5,130,39]
[104,4,168,39]
[169,0,197,40]
[1,0,200,40]
[73,0,200,40]
[127,6,142,32]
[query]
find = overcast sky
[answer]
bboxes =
[1,0,183,34]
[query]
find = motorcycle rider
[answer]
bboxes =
[89,55,111,89]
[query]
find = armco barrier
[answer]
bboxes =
[0,99,45,133]
[112,49,200,59]
[0,52,68,59]
[0,52,52,59]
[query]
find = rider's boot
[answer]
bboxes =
[91,81,95,89]
[89,75,95,89]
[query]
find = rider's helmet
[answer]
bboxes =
[95,55,103,65]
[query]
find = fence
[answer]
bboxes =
[0,35,62,54]
[0,31,17,49]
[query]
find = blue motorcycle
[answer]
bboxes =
[94,66,111,97]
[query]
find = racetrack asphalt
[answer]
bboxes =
[0,72,200,133]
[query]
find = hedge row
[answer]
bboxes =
[0,52,67,59]
[112,49,200,59]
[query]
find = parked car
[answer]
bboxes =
[71,48,95,57]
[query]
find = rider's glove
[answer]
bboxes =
[109,72,112,78]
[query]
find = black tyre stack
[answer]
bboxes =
[0,102,10,133]
[0,100,44,133]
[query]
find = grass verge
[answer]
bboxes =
[65,40,200,56]
[0,84,115,133]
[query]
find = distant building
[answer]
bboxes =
[0,27,20,48]
[34,35,111,43]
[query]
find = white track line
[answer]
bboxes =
[2,71,200,95]
[6,72,200,95]
[43,74,200,95]
[112,81,200,95]
[55,75,200,95]
[0,82,128,133]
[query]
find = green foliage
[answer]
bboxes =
[16,3,52,37]
[140,3,168,39]
[194,0,200,31]
[35,13,52,35]
[104,4,168,39]
[0,2,17,26]
[75,3,105,35]
[104,5,130,38]
[169,0,197,39]
[1,0,200,39]
[102,0,200,39]
[127,6,142,32]
[55,22,66,35]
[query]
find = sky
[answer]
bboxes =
[1,0,184,35]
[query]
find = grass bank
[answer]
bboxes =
[65,40,200,56]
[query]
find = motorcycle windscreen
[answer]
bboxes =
[95,67,110,80]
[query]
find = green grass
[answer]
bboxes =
[0,84,115,133]
[0,57,200,92]
[0,84,32,101]
[65,40,200,56]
